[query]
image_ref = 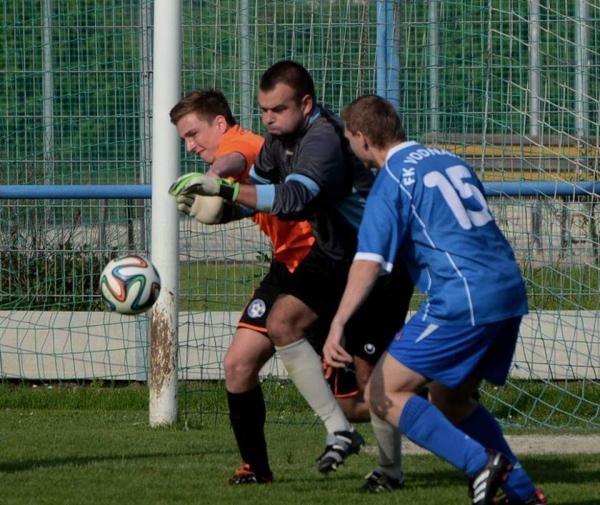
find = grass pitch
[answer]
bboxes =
[1,384,599,505]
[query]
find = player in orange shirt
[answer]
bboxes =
[170,90,316,484]
[169,90,411,490]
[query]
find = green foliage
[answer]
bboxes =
[0,203,115,310]
[0,0,145,185]
[2,0,600,184]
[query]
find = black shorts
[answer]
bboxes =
[305,259,413,365]
[237,259,358,398]
[237,249,347,336]
[240,250,413,368]
[324,363,360,398]
[278,243,351,322]
[238,260,290,334]
[343,261,413,364]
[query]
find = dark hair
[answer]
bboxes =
[341,95,406,148]
[259,60,316,102]
[169,89,237,126]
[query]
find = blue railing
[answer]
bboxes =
[1,182,599,200]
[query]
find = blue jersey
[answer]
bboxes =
[356,141,528,326]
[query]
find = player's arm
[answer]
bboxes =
[324,172,410,367]
[323,260,381,368]
[169,130,340,219]
[230,174,316,219]
[207,151,247,179]
[170,143,271,210]
[234,137,325,217]
[265,131,345,219]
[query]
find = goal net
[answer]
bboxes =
[0,0,598,430]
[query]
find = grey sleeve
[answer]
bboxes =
[271,126,347,219]
[251,139,279,184]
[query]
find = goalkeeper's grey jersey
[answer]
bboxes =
[251,105,374,261]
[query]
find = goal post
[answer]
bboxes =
[149,0,182,427]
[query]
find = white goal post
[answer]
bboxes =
[149,0,181,427]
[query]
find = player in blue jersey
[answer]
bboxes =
[323,95,547,505]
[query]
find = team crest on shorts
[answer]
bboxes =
[247,298,267,319]
[363,343,376,355]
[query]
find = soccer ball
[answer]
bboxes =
[99,255,161,315]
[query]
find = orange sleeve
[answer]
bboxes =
[215,128,265,172]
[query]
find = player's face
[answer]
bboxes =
[344,128,376,168]
[258,83,313,136]
[176,112,226,164]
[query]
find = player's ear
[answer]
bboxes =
[214,115,228,132]
[357,131,369,150]
[300,94,313,115]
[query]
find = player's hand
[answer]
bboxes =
[176,194,224,224]
[169,172,239,201]
[323,320,352,368]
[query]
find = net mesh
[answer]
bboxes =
[0,0,598,429]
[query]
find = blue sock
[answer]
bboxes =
[399,394,488,476]
[458,404,536,502]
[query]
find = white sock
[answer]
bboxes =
[276,339,352,434]
[370,410,403,480]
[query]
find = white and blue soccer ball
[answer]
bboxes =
[99,255,161,315]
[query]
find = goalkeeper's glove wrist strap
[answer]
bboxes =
[218,181,240,202]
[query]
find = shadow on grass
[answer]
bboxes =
[272,451,596,475]
[0,449,226,473]
[276,455,600,490]
[411,456,599,486]
[558,502,600,505]
[516,455,599,485]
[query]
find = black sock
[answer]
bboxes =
[227,384,271,477]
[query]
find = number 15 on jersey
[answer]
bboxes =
[423,164,493,230]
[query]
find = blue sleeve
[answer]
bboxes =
[355,169,410,272]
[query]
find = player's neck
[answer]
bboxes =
[374,143,400,168]
[379,140,411,167]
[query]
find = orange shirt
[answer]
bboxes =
[215,125,264,178]
[216,125,315,272]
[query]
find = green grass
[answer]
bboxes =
[177,379,600,432]
[3,377,598,432]
[1,384,599,505]
[2,255,599,312]
[178,261,600,312]
[179,260,268,311]
[524,265,600,311]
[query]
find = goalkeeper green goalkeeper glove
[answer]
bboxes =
[168,173,240,202]
[175,194,224,224]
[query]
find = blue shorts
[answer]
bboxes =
[387,316,522,388]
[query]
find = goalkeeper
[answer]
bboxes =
[169,61,417,478]
[169,89,412,490]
